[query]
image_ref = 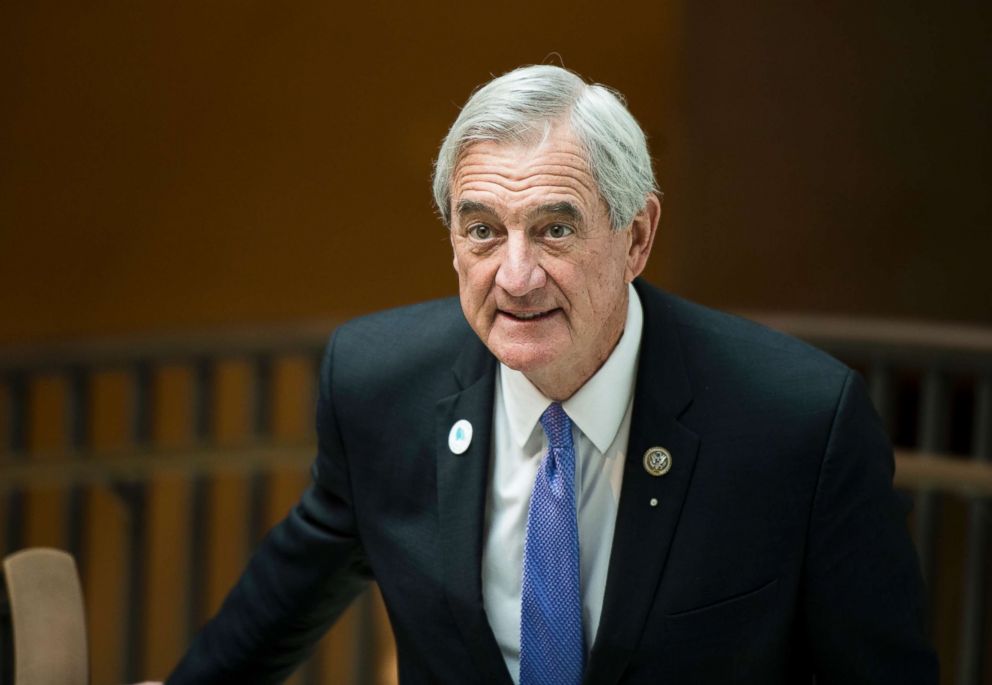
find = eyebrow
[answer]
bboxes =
[455,199,494,218]
[455,199,585,224]
[528,201,583,224]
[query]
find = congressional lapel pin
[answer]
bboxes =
[448,419,473,455]
[643,446,672,477]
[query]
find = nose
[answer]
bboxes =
[494,232,546,297]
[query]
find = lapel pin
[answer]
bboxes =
[448,419,473,455]
[643,447,672,477]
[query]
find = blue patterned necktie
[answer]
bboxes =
[520,402,585,685]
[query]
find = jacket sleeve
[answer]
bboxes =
[167,331,370,684]
[804,370,938,683]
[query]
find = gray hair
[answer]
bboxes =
[432,65,659,230]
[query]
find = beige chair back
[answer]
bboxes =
[2,548,88,685]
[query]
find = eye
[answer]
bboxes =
[468,224,494,241]
[546,223,574,239]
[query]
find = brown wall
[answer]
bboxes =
[670,1,992,321]
[0,1,684,344]
[2,2,987,348]
[0,0,992,343]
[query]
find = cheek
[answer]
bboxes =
[568,252,626,313]
[460,255,496,290]
[454,257,495,313]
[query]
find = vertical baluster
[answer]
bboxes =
[957,375,991,685]
[187,359,213,639]
[251,355,273,435]
[248,356,272,545]
[916,368,949,633]
[65,367,89,566]
[123,362,152,683]
[868,362,895,436]
[4,373,27,555]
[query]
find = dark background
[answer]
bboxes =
[1,1,989,347]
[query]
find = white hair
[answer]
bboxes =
[432,65,659,230]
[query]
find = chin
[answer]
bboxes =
[488,340,559,375]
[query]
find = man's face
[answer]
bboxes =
[449,124,657,399]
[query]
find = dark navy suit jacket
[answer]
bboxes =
[168,280,937,684]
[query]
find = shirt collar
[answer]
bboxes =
[499,283,643,454]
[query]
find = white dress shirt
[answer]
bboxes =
[482,284,643,684]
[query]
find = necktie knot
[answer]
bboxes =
[540,402,573,450]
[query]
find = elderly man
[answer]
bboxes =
[166,66,936,684]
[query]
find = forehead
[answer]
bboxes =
[450,126,603,221]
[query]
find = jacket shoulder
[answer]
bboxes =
[637,282,853,423]
[325,296,475,397]
[335,296,469,344]
[643,283,848,377]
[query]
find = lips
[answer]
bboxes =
[499,308,559,322]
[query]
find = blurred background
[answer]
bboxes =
[0,1,989,684]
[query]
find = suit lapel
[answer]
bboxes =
[585,282,701,685]
[436,336,513,685]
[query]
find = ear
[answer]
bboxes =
[624,193,661,282]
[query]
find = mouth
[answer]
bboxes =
[498,308,560,322]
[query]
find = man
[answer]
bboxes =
[166,65,937,683]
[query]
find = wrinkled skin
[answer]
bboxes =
[449,123,660,400]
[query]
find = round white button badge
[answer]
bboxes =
[448,419,473,455]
